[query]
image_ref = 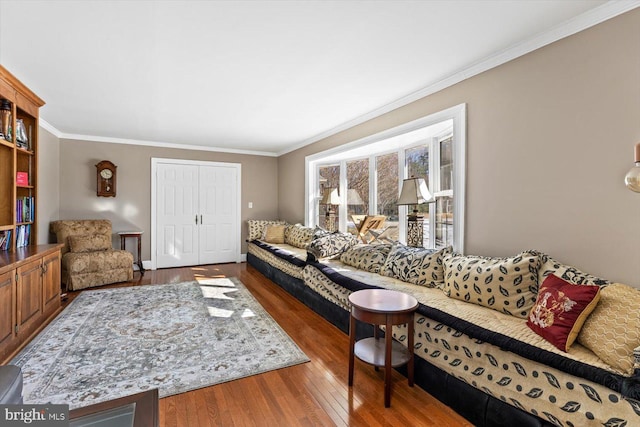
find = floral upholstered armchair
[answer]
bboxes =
[50,220,134,291]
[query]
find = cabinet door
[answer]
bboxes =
[16,258,42,336]
[0,270,16,359]
[42,250,61,316]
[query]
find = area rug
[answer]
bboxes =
[11,277,309,409]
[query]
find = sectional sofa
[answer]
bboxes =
[246,220,640,427]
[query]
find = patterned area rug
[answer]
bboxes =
[11,277,309,409]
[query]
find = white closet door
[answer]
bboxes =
[156,163,200,268]
[199,165,238,264]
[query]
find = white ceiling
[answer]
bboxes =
[0,0,633,156]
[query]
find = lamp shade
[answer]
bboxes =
[321,188,341,205]
[397,177,434,205]
[347,189,364,205]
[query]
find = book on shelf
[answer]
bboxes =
[0,230,11,251]
[16,196,34,223]
[15,224,31,248]
[16,171,29,186]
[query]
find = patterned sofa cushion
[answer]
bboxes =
[535,251,610,286]
[247,220,287,241]
[381,244,451,288]
[50,220,113,255]
[307,232,359,261]
[526,274,601,352]
[284,224,317,249]
[263,224,285,244]
[443,251,540,319]
[340,243,393,274]
[63,250,133,274]
[577,283,640,375]
[68,234,112,253]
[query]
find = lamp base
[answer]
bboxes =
[324,213,338,232]
[406,215,424,247]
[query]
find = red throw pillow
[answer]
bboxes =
[526,274,601,352]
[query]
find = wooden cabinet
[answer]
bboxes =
[42,250,61,316]
[0,65,45,251]
[0,244,62,362]
[16,258,43,338]
[0,65,54,363]
[0,271,16,355]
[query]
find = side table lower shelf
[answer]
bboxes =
[354,337,412,368]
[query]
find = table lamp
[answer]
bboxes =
[397,177,435,247]
[321,188,340,231]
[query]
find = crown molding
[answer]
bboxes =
[39,119,63,138]
[38,119,278,157]
[277,0,640,156]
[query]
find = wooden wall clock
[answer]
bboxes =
[96,160,117,197]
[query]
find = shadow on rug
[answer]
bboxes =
[11,277,309,409]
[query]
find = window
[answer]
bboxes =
[346,159,369,234]
[435,135,454,247]
[405,144,430,245]
[318,165,340,231]
[306,104,466,252]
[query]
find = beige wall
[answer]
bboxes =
[278,9,640,287]
[58,140,279,260]
[37,127,60,244]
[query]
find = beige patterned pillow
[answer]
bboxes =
[577,283,640,375]
[340,244,393,274]
[68,234,112,253]
[535,251,610,286]
[442,251,540,319]
[263,225,285,244]
[381,245,451,288]
[247,220,286,241]
[284,224,316,249]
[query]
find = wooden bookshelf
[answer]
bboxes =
[0,65,44,251]
[0,66,63,362]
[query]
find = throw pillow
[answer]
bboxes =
[340,243,393,274]
[307,232,359,262]
[442,251,540,319]
[284,224,316,249]
[577,283,640,374]
[68,234,112,253]
[247,220,286,241]
[535,251,610,286]
[381,245,451,288]
[526,274,601,352]
[263,224,286,244]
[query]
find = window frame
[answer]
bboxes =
[305,103,466,253]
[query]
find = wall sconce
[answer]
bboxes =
[625,143,640,192]
[397,177,436,247]
[321,188,340,232]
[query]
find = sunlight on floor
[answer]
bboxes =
[207,306,234,318]
[200,286,237,300]
[241,308,255,318]
[197,276,249,318]
[197,277,236,287]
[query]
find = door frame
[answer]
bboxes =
[151,157,242,270]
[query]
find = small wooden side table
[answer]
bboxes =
[118,231,144,276]
[348,289,418,407]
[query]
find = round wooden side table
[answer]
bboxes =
[348,288,418,407]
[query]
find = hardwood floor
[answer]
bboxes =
[64,263,471,426]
